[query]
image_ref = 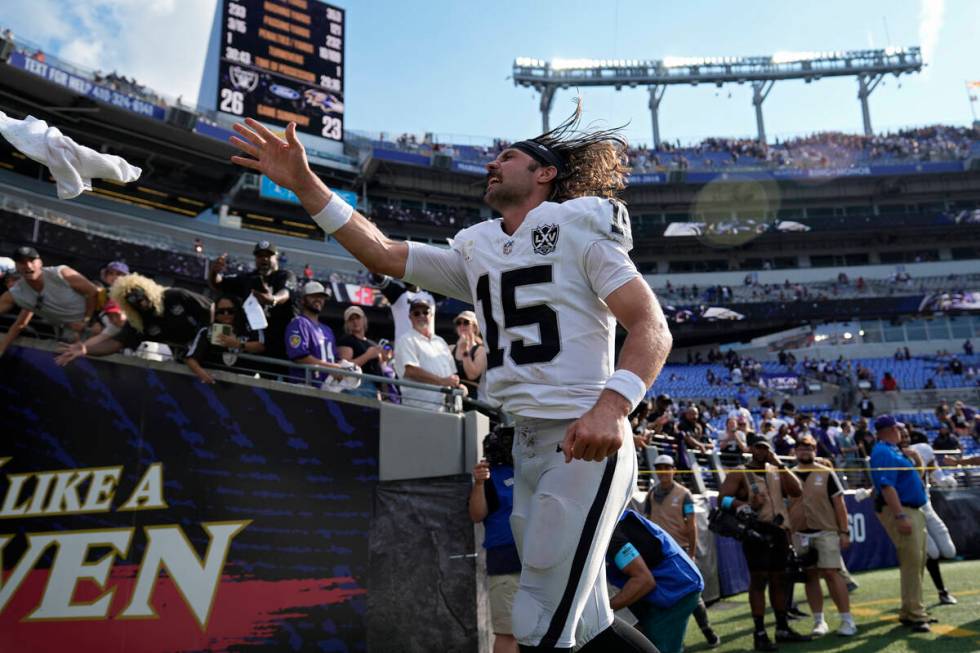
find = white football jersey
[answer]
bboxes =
[404,196,641,419]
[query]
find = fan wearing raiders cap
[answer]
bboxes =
[229,101,672,652]
[208,240,297,359]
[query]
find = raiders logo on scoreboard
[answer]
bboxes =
[531,224,559,255]
[229,65,259,93]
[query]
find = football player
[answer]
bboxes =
[230,104,672,652]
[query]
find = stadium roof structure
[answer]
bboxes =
[513,47,923,147]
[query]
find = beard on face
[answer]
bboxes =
[484,170,535,211]
[303,298,322,313]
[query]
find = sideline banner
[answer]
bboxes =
[840,495,898,571]
[0,346,379,652]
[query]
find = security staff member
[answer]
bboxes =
[646,454,719,648]
[718,433,808,651]
[788,436,856,637]
[870,415,931,632]
[606,509,704,653]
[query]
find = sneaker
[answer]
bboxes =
[911,622,931,633]
[811,621,829,637]
[837,621,857,637]
[753,631,778,651]
[787,606,809,620]
[776,627,813,643]
[703,628,721,648]
[939,591,958,605]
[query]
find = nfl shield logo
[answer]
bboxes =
[531,224,559,255]
[503,240,514,255]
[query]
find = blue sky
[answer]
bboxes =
[2,0,978,146]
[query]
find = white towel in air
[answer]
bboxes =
[0,111,141,199]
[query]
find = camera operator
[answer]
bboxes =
[787,435,856,637]
[718,433,809,651]
[606,508,705,653]
[646,455,720,648]
[468,427,520,653]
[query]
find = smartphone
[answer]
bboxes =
[210,323,233,345]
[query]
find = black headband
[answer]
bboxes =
[512,140,567,175]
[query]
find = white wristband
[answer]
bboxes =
[310,192,353,234]
[604,369,647,411]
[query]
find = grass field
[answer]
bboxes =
[682,559,980,653]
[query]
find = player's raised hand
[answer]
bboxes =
[229,119,313,193]
[561,394,628,463]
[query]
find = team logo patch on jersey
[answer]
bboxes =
[531,224,559,255]
[503,240,514,255]
[289,334,302,348]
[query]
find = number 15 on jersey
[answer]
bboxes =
[476,265,562,370]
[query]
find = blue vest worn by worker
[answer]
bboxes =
[607,509,705,609]
[482,464,515,550]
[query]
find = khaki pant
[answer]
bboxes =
[877,507,928,622]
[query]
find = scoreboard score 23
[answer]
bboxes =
[217,0,344,141]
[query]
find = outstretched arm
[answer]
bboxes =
[230,119,408,277]
[0,307,33,356]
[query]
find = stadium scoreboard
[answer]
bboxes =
[217,0,344,141]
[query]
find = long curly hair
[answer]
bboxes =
[531,99,630,202]
[109,272,164,333]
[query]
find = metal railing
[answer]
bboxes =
[229,352,469,413]
[637,446,980,493]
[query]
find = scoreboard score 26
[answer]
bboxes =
[217,0,345,142]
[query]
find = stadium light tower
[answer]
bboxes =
[513,48,923,146]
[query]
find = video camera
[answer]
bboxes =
[482,424,514,467]
[708,507,782,545]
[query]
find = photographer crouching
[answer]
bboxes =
[717,434,810,651]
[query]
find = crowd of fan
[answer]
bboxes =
[657,270,965,306]
[0,240,487,412]
[629,124,979,172]
[629,392,980,493]
[369,120,977,176]
[369,203,481,229]
[783,345,979,392]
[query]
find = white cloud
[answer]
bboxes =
[0,0,218,104]
[60,38,104,69]
[918,0,945,68]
